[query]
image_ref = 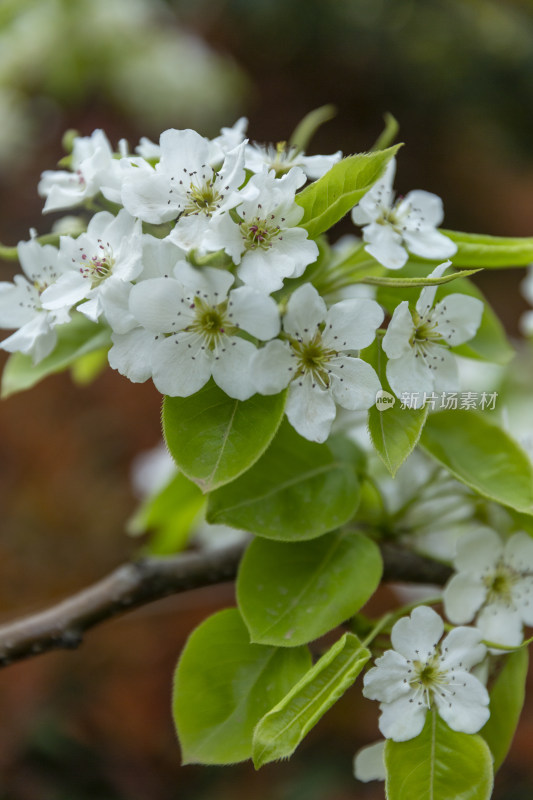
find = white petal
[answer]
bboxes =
[237,248,294,293]
[41,271,88,310]
[386,350,432,405]
[283,283,326,337]
[476,604,524,648]
[391,606,444,661]
[330,357,381,411]
[362,650,410,703]
[430,348,459,394]
[433,294,484,346]
[398,190,445,228]
[122,170,182,224]
[0,280,39,328]
[382,301,414,359]
[415,262,451,316]
[98,280,137,334]
[439,626,486,670]
[353,741,386,783]
[1,315,57,363]
[435,672,489,734]
[173,262,234,300]
[403,228,457,261]
[211,337,257,400]
[228,286,280,340]
[323,298,384,350]
[159,128,210,174]
[108,328,155,383]
[151,334,212,396]
[442,573,487,624]
[250,340,294,395]
[364,224,407,270]
[512,575,533,625]
[454,527,503,573]
[504,531,533,573]
[285,376,336,443]
[378,694,427,742]
[129,278,187,333]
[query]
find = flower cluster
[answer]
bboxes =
[0,121,484,441]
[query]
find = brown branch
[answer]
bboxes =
[0,541,451,669]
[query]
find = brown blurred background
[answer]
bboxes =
[1,0,533,797]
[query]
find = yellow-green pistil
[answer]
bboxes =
[79,240,114,288]
[483,562,519,605]
[186,296,236,349]
[183,179,222,217]
[289,330,337,389]
[240,216,281,251]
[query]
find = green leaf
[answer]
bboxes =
[162,381,286,493]
[1,313,111,398]
[421,410,533,514]
[365,340,428,476]
[206,420,361,541]
[289,104,337,152]
[481,648,529,771]
[376,268,514,365]
[296,145,400,239]
[362,268,481,287]
[385,712,493,800]
[237,531,382,647]
[172,608,311,765]
[128,471,205,555]
[252,632,370,767]
[371,112,399,151]
[70,347,109,385]
[442,229,533,268]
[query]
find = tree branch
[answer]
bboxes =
[0,541,451,669]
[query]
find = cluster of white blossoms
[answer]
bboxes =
[0,121,485,441]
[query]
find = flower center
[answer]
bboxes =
[79,239,114,288]
[289,330,337,389]
[483,562,518,605]
[187,297,233,349]
[240,216,281,251]
[184,177,222,217]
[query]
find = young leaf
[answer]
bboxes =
[362,268,481,287]
[289,104,337,152]
[296,145,400,239]
[1,313,111,398]
[162,381,286,493]
[441,229,533,268]
[365,340,428,476]
[172,608,311,765]
[206,420,361,541]
[252,632,370,767]
[481,648,529,771]
[385,712,493,800]
[237,531,382,647]
[128,471,205,555]
[421,410,533,514]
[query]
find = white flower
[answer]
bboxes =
[112,263,280,400]
[443,528,533,648]
[351,158,457,269]
[41,209,143,324]
[363,606,489,742]
[0,239,70,363]
[205,167,318,293]
[251,283,383,442]
[244,141,342,179]
[38,129,116,213]
[121,128,246,242]
[382,262,484,407]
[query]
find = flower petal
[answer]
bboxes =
[283,283,327,337]
[433,294,484,346]
[228,286,280,340]
[435,672,489,734]
[353,741,386,783]
[211,337,257,400]
[330,356,381,411]
[476,604,524,649]
[108,328,155,383]
[364,224,407,270]
[398,190,445,228]
[442,573,487,625]
[504,531,533,573]
[363,650,410,703]
[251,339,294,395]
[454,527,502,573]
[382,301,413,359]
[439,626,486,670]
[323,298,384,350]
[391,606,444,661]
[285,376,336,443]
[378,694,428,742]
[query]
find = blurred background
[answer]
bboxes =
[1,0,533,797]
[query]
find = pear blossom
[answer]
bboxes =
[205,167,319,293]
[351,158,457,269]
[244,140,342,179]
[38,129,116,213]
[121,128,246,243]
[41,210,143,325]
[111,263,280,400]
[382,262,484,407]
[251,283,383,442]
[443,528,533,648]
[0,238,70,363]
[363,606,489,742]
